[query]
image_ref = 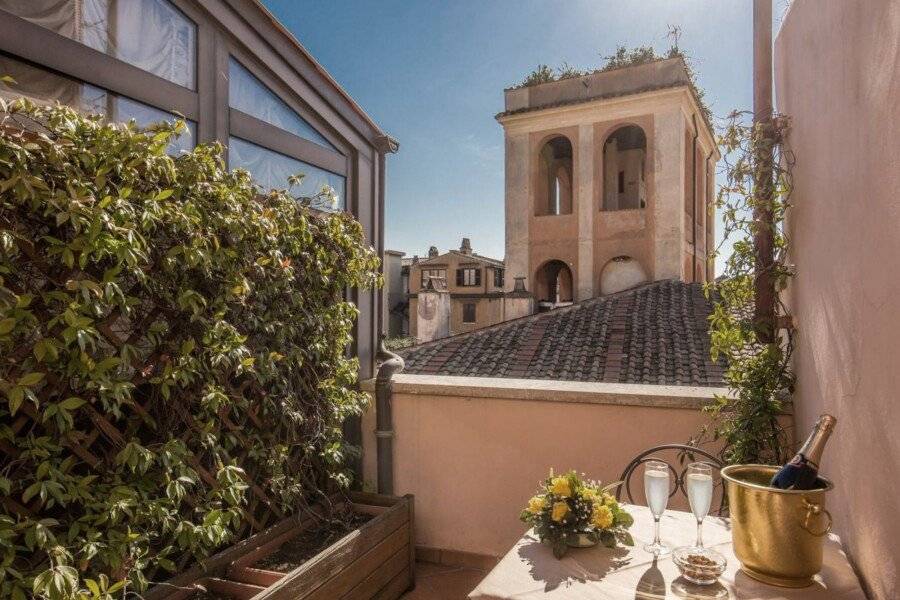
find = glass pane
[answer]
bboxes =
[115,95,196,155]
[0,0,197,89]
[228,137,345,211]
[228,58,336,151]
[0,55,195,155]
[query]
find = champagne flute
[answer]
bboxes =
[643,460,671,555]
[686,462,714,549]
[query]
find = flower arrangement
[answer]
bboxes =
[520,470,635,558]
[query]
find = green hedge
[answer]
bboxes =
[0,98,380,599]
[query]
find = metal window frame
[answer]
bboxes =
[0,0,353,211]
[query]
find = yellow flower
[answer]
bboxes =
[551,501,570,522]
[527,496,547,514]
[549,476,571,497]
[602,493,617,507]
[592,504,614,529]
[581,488,599,502]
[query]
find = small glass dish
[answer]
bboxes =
[672,546,727,585]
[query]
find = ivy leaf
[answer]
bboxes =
[59,397,85,410]
[7,386,24,415]
[32,565,78,600]
[0,318,15,336]
[18,372,44,387]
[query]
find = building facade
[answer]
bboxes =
[407,239,531,341]
[0,0,396,379]
[382,249,408,337]
[497,57,718,304]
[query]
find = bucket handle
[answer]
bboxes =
[801,498,833,537]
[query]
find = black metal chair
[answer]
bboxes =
[615,444,728,516]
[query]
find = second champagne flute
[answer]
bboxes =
[686,462,714,549]
[643,460,671,555]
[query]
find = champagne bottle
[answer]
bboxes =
[770,414,836,490]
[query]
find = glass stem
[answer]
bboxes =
[654,516,661,545]
[696,519,704,549]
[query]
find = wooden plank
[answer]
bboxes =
[351,502,389,517]
[405,494,416,590]
[203,577,264,600]
[306,524,409,600]
[341,547,407,600]
[349,490,402,507]
[371,566,412,600]
[254,498,409,600]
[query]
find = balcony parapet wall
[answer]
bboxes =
[360,374,792,560]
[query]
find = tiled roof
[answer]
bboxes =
[399,280,726,387]
[416,250,504,268]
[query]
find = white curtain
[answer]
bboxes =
[83,0,195,89]
[228,58,335,151]
[0,0,196,89]
[0,55,87,109]
[0,1,76,37]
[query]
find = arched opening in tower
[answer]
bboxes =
[534,259,574,306]
[602,125,647,211]
[536,136,573,216]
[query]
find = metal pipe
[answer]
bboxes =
[375,334,404,495]
[691,114,699,282]
[753,0,776,343]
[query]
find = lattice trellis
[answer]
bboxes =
[0,104,378,594]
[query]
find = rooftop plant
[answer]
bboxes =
[515,29,712,125]
[0,97,380,599]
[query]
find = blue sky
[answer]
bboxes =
[262,1,790,271]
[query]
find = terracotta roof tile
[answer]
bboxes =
[399,280,726,387]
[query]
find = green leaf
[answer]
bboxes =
[7,386,24,415]
[17,372,44,387]
[0,318,15,335]
[154,189,174,201]
[59,397,85,410]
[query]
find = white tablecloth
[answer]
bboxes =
[468,506,865,599]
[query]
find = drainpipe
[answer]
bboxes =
[375,334,404,495]
[753,0,776,343]
[690,114,699,282]
[704,148,714,281]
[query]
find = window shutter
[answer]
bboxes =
[474,268,481,285]
[456,269,463,286]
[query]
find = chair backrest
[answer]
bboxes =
[615,444,728,516]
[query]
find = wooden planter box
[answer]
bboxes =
[148,492,414,600]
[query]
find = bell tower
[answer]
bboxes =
[497,57,719,306]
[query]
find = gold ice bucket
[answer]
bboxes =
[722,464,833,588]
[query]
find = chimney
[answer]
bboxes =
[428,245,439,258]
[460,237,472,255]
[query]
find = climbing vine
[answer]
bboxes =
[0,97,380,599]
[699,110,795,466]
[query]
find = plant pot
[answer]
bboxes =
[147,492,415,600]
[566,532,598,548]
[722,465,833,588]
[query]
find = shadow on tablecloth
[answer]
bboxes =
[517,535,631,593]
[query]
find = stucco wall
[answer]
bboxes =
[360,375,770,558]
[776,1,900,598]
